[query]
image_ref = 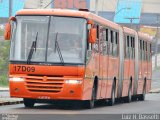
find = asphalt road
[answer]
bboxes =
[0,93,160,114]
[152,70,160,89]
[0,93,160,120]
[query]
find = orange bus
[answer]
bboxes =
[4,9,152,109]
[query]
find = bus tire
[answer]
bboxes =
[108,82,116,106]
[23,98,35,108]
[139,80,146,101]
[126,82,132,103]
[86,85,96,109]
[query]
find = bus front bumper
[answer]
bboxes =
[9,78,84,100]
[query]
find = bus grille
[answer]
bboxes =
[25,76,64,93]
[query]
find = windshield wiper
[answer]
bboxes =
[54,32,64,64]
[27,32,38,64]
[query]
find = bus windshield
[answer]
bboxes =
[10,16,87,65]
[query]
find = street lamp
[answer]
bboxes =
[113,7,131,21]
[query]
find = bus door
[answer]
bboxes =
[143,41,148,91]
[138,40,143,94]
[129,37,135,93]
[99,26,108,99]
[123,35,130,96]
[147,43,152,92]
[106,29,118,98]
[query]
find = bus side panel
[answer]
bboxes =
[122,59,130,97]
[115,58,119,98]
[105,57,119,99]
[83,52,98,100]
[137,60,144,94]
[146,58,152,93]
[83,78,93,100]
[129,59,135,95]
[99,55,108,99]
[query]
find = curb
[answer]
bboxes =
[0,90,9,92]
[0,88,9,91]
[0,100,23,106]
[149,89,160,93]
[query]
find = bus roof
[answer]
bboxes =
[138,32,152,42]
[16,9,152,42]
[16,9,120,30]
[16,9,90,19]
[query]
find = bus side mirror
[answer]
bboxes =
[4,16,16,40]
[4,22,11,40]
[89,28,97,43]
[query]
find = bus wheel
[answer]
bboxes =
[86,85,96,109]
[108,83,115,106]
[23,98,35,108]
[139,82,146,101]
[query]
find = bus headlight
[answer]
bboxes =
[9,77,24,82]
[65,80,82,84]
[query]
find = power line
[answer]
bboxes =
[44,0,54,9]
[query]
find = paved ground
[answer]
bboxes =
[152,70,160,89]
[0,93,160,114]
[0,93,160,120]
[0,89,22,105]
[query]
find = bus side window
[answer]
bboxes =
[145,41,147,61]
[124,35,127,58]
[133,37,135,59]
[130,36,135,59]
[97,25,99,39]
[150,43,152,61]
[93,25,99,53]
[113,31,118,57]
[143,40,145,61]
[105,29,109,55]
[113,31,116,57]
[127,35,130,59]
[147,42,150,62]
[150,43,152,53]
[100,28,107,55]
[115,32,118,56]
[130,36,132,59]
[140,40,142,60]
[110,30,113,56]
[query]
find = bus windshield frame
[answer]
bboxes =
[10,15,87,65]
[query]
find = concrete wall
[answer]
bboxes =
[24,0,51,9]
[142,0,160,13]
[24,0,160,13]
[90,0,118,12]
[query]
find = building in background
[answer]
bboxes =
[0,0,159,27]
[24,0,51,9]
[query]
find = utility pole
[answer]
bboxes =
[124,17,139,29]
[9,0,12,17]
[95,0,98,15]
[155,14,160,69]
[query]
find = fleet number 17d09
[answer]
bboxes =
[14,66,35,72]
